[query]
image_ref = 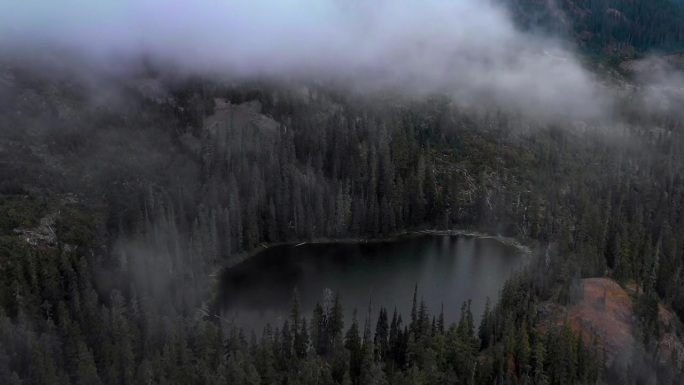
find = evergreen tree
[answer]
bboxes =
[345,310,363,385]
[374,307,389,362]
[329,292,345,350]
[295,317,310,358]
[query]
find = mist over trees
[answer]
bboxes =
[1,57,684,383]
[1,0,684,384]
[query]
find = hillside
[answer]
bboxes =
[2,1,684,383]
[507,0,684,58]
[541,278,684,377]
[8,62,684,383]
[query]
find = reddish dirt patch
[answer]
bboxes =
[568,278,635,364]
[659,304,672,328]
[540,278,684,366]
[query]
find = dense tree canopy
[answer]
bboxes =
[1,35,684,383]
[506,0,684,57]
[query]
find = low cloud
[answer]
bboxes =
[630,57,684,118]
[1,0,611,120]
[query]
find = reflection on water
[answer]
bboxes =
[218,235,523,333]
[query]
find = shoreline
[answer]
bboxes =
[212,228,532,277]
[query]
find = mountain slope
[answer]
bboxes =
[507,0,684,57]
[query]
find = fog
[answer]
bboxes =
[0,0,611,121]
[631,57,684,119]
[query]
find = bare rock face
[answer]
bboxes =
[204,99,279,134]
[180,98,282,159]
[16,212,57,246]
[13,193,82,248]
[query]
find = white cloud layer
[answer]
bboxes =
[0,0,611,120]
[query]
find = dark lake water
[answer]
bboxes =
[218,235,524,333]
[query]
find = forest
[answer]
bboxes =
[506,0,684,58]
[1,0,684,384]
[0,62,683,383]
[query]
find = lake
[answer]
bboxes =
[218,235,524,333]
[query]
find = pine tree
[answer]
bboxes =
[295,318,310,358]
[345,310,362,385]
[311,302,326,356]
[280,320,293,366]
[328,292,345,347]
[256,325,279,385]
[409,284,418,336]
[516,321,532,376]
[361,308,376,384]
[437,303,445,335]
[374,307,389,362]
[290,287,303,356]
[478,297,493,350]
[532,341,549,385]
[388,308,400,370]
[74,341,102,385]
[417,298,429,338]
